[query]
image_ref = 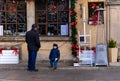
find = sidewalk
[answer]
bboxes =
[0,61,119,70]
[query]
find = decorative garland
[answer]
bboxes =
[70,0,78,57]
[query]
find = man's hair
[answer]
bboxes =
[32,24,37,29]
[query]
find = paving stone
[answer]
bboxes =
[0,79,23,81]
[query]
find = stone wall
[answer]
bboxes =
[75,0,105,47]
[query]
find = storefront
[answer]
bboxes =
[0,0,108,64]
[0,0,71,62]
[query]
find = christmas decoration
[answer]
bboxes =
[88,2,104,25]
[70,0,78,57]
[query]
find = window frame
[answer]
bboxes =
[35,0,70,37]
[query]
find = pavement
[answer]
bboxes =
[0,61,119,70]
[0,61,119,81]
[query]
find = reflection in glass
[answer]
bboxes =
[17,1,26,10]
[35,0,46,10]
[48,0,57,12]
[6,12,16,23]
[36,11,46,23]
[4,24,16,35]
[0,0,4,10]
[35,0,69,36]
[58,0,69,11]
[48,24,57,35]
[58,11,69,22]
[38,25,46,35]
[18,24,26,36]
[17,12,26,23]
[48,11,57,22]
[0,12,6,23]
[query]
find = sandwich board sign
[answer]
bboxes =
[95,44,108,66]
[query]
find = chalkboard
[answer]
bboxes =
[95,44,108,66]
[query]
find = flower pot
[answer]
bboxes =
[108,48,118,63]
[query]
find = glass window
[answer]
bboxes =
[88,2,104,25]
[0,0,26,36]
[35,0,69,36]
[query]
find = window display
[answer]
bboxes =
[35,0,69,36]
[0,0,26,36]
[88,2,104,25]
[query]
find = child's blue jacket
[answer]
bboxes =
[49,49,60,61]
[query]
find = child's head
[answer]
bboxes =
[53,43,58,49]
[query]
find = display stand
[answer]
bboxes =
[78,31,93,66]
[77,6,94,66]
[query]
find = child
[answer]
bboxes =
[49,43,60,70]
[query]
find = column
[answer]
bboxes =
[27,1,35,31]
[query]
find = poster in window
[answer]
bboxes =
[0,25,3,36]
[61,24,68,35]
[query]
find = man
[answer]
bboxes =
[25,24,41,72]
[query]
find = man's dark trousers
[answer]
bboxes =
[28,50,37,70]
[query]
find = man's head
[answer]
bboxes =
[32,24,38,31]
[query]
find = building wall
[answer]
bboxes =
[19,1,72,61]
[0,0,106,62]
[75,0,105,47]
[106,1,120,47]
[21,0,106,61]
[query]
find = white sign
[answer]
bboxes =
[0,25,3,36]
[61,24,68,35]
[95,44,108,66]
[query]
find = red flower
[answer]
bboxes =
[71,22,77,26]
[96,6,99,9]
[72,44,78,49]
[70,10,76,15]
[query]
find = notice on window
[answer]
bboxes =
[0,25,3,36]
[61,24,68,35]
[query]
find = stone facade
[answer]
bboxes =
[0,0,111,62]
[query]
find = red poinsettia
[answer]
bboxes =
[71,21,77,26]
[70,10,76,15]
[71,44,78,49]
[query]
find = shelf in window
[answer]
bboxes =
[4,23,17,24]
[36,10,46,11]
[0,10,5,11]
[58,10,69,12]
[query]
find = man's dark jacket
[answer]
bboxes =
[25,29,41,51]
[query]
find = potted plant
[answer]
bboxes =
[108,39,118,63]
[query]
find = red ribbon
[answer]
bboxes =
[0,49,2,54]
[13,50,19,55]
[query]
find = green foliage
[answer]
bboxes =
[108,39,117,48]
[71,0,78,57]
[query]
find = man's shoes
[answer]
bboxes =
[27,69,39,72]
[49,66,53,68]
[33,69,39,72]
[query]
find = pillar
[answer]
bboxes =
[27,1,35,31]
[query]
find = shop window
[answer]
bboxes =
[0,0,26,36]
[35,0,69,36]
[88,2,104,25]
